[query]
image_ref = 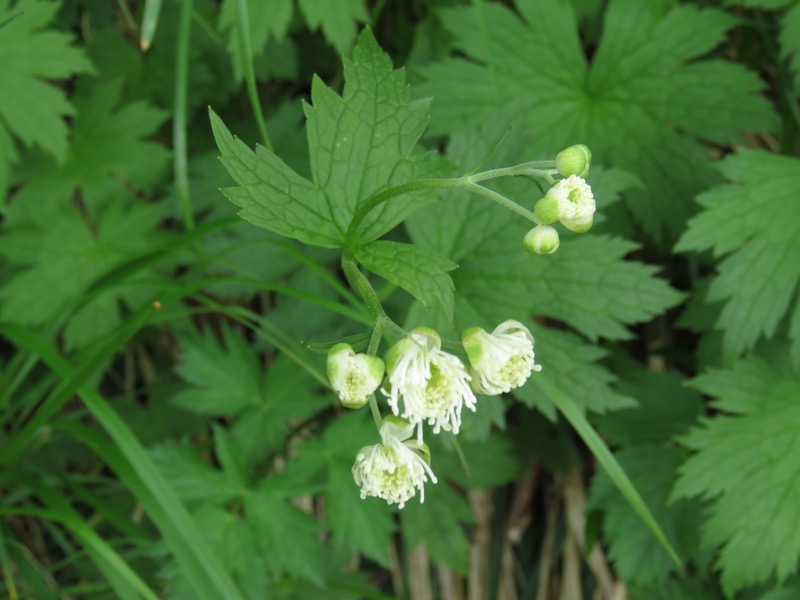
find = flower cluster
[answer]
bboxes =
[524,144,595,255]
[329,320,541,507]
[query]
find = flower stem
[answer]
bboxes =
[368,394,383,430]
[468,161,558,183]
[461,180,541,224]
[343,178,463,255]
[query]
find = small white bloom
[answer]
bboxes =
[383,327,476,438]
[327,343,385,409]
[534,175,595,233]
[352,417,437,508]
[462,320,542,395]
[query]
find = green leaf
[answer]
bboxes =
[326,463,395,568]
[189,505,269,599]
[172,325,328,464]
[782,3,800,94]
[589,445,702,586]
[0,199,168,349]
[401,482,474,574]
[355,240,458,321]
[672,346,800,596]
[211,28,448,248]
[537,373,683,569]
[675,149,800,364]
[1,325,246,600]
[432,431,524,489]
[287,411,396,567]
[247,490,325,585]
[407,129,684,343]
[761,584,800,600]
[209,108,341,247]
[416,0,777,240]
[296,0,367,54]
[172,325,264,416]
[520,328,637,420]
[60,78,170,207]
[0,0,94,189]
[588,367,705,586]
[595,366,704,446]
[149,440,243,507]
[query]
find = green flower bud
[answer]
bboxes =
[555,144,591,178]
[533,195,560,224]
[523,225,560,255]
[327,343,385,409]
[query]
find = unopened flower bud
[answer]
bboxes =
[327,343,385,409]
[523,225,560,255]
[555,144,591,178]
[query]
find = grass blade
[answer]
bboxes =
[535,372,683,568]
[139,0,163,51]
[1,475,158,600]
[0,326,246,600]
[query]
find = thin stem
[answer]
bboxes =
[468,162,557,183]
[116,0,137,33]
[461,180,541,224]
[173,0,195,231]
[236,0,273,151]
[368,395,383,430]
[343,178,464,255]
[342,257,386,319]
[368,321,383,356]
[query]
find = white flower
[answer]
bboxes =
[327,343,385,409]
[534,175,595,233]
[462,320,542,395]
[383,327,476,438]
[352,417,437,508]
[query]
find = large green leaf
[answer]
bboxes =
[676,150,800,364]
[211,28,449,248]
[672,346,800,596]
[415,0,777,240]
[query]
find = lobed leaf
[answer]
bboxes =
[0,0,94,189]
[416,0,777,240]
[211,28,449,248]
[355,240,457,321]
[675,149,800,364]
[672,346,800,595]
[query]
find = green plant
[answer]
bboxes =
[1,1,798,598]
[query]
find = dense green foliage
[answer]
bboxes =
[1,0,799,598]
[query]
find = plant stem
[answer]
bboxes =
[461,180,540,224]
[342,257,387,320]
[343,178,463,255]
[468,162,557,183]
[368,395,383,430]
[173,0,195,231]
[236,0,273,151]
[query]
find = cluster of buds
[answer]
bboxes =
[524,144,595,256]
[328,320,541,507]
